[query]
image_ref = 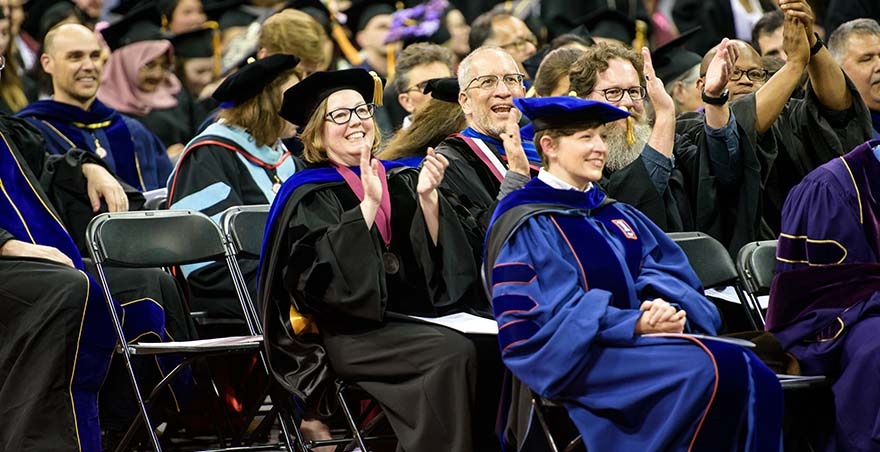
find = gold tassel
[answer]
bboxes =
[161,14,169,30]
[634,19,648,50]
[332,22,364,66]
[525,85,536,97]
[205,21,221,78]
[626,117,635,145]
[386,43,397,80]
[289,306,318,335]
[369,71,384,106]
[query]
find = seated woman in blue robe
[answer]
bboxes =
[484,96,784,452]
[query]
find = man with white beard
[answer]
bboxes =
[567,41,741,233]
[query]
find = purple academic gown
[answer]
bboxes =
[486,178,783,451]
[770,139,880,452]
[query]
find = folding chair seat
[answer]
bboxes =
[220,205,396,452]
[668,231,764,330]
[86,209,293,452]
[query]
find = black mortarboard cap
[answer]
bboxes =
[652,27,702,82]
[280,68,382,126]
[171,26,216,58]
[513,96,630,132]
[213,53,300,105]
[283,0,332,33]
[345,0,395,34]
[422,77,458,103]
[583,9,636,45]
[22,0,80,42]
[522,46,549,81]
[101,4,166,51]
[203,0,256,29]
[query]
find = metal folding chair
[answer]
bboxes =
[86,209,291,452]
[735,239,778,329]
[220,205,394,452]
[668,231,765,330]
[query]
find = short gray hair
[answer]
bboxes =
[457,46,514,93]
[828,18,880,64]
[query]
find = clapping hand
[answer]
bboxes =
[704,38,739,97]
[417,147,449,196]
[358,143,382,227]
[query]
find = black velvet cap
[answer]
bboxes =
[345,0,395,33]
[280,68,379,126]
[522,46,549,81]
[652,27,702,82]
[22,0,81,42]
[171,26,216,58]
[101,4,166,51]
[283,0,332,33]
[422,77,459,103]
[583,9,636,45]
[213,54,300,105]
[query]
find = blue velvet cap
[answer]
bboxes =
[513,96,630,132]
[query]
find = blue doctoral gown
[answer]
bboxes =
[17,99,172,190]
[0,121,167,451]
[485,177,783,451]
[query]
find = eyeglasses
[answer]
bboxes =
[464,73,525,91]
[593,86,647,103]
[0,55,5,72]
[498,35,537,52]
[730,68,768,82]
[325,103,376,125]
[404,80,430,94]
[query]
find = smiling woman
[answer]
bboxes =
[258,68,490,452]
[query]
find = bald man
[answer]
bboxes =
[17,24,172,192]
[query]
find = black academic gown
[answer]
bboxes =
[259,161,492,451]
[0,115,196,450]
[138,89,207,149]
[678,79,873,251]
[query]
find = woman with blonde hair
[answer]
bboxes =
[260,68,485,452]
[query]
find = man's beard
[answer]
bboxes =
[604,118,651,172]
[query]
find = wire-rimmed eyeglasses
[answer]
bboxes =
[593,86,647,103]
[464,73,525,91]
[325,103,376,125]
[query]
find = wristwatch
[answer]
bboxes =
[702,89,729,105]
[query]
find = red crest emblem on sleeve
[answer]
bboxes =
[611,219,638,240]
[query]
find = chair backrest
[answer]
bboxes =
[219,205,270,259]
[667,231,739,289]
[736,240,779,296]
[87,210,228,267]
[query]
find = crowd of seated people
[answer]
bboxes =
[3,0,880,450]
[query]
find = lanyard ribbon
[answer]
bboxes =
[334,161,392,246]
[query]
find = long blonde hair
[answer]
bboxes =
[380,99,466,161]
[216,69,297,147]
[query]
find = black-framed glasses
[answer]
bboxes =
[464,73,525,91]
[730,68,768,82]
[593,86,647,103]
[498,35,537,52]
[325,103,376,125]
[404,80,430,94]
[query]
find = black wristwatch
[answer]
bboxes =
[702,89,729,105]
[810,32,824,56]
